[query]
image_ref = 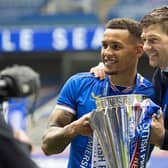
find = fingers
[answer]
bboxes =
[90,62,105,80]
[76,113,93,136]
[98,62,104,67]
[152,111,163,123]
[90,66,96,73]
[96,70,106,80]
[150,111,165,146]
[90,67,105,80]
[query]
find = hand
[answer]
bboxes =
[14,129,33,152]
[90,62,105,80]
[71,113,93,137]
[14,129,32,145]
[150,112,165,147]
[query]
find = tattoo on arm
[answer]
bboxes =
[42,108,76,154]
[48,109,75,127]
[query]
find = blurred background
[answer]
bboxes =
[0,0,168,167]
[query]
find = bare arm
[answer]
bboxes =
[41,107,92,155]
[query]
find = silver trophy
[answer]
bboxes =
[90,94,147,168]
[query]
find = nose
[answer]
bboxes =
[104,46,113,56]
[143,41,152,52]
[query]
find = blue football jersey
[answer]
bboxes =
[56,72,156,168]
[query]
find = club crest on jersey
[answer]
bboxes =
[91,92,101,100]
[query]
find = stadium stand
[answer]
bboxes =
[0,0,46,25]
[0,0,101,27]
[19,12,101,27]
[106,0,168,21]
[0,0,118,27]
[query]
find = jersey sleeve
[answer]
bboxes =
[56,74,80,113]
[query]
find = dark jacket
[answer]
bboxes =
[0,113,38,168]
[152,68,168,150]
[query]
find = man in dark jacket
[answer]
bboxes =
[141,6,168,150]
[0,113,38,168]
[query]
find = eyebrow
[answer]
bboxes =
[102,40,121,44]
[141,33,160,37]
[141,34,160,39]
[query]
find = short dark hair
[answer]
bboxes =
[106,18,142,42]
[140,6,168,34]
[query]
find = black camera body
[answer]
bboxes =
[0,65,40,99]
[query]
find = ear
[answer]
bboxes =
[136,44,144,58]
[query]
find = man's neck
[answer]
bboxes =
[108,72,136,87]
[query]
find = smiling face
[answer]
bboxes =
[142,24,168,70]
[101,28,142,76]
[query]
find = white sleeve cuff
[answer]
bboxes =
[55,104,76,114]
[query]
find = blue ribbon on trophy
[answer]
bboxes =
[130,99,161,168]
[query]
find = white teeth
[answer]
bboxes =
[105,61,116,65]
[104,56,117,64]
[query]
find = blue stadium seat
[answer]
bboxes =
[18,12,101,26]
